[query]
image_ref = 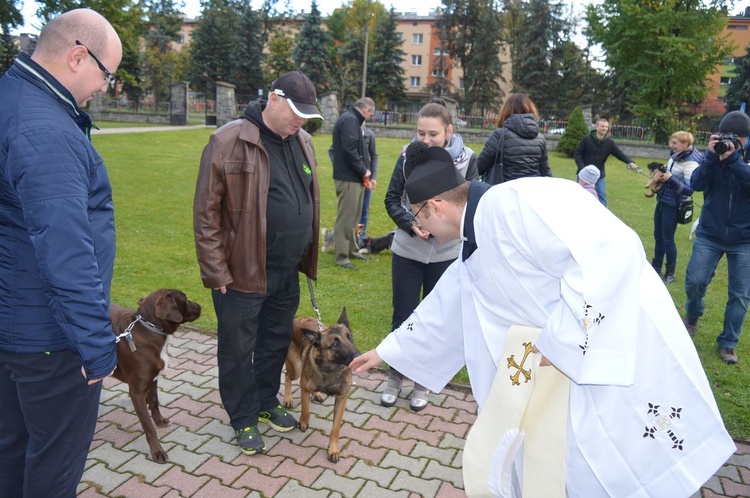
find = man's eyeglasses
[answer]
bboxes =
[411,201,428,226]
[75,40,115,88]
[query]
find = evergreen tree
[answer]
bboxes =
[725,46,750,112]
[0,26,19,76]
[335,30,366,105]
[462,0,504,114]
[188,0,238,93]
[556,106,589,157]
[588,0,732,143]
[512,0,553,108]
[438,0,504,112]
[367,7,405,105]
[231,4,265,98]
[292,0,330,94]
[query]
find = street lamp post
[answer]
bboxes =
[361,0,371,98]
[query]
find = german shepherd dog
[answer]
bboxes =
[283,308,360,462]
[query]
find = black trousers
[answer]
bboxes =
[391,253,454,331]
[0,350,103,498]
[213,267,300,430]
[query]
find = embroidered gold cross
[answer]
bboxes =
[507,341,533,386]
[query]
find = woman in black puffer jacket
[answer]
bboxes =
[477,93,552,184]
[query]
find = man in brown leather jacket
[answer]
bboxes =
[193,71,321,455]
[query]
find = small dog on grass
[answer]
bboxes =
[283,309,360,462]
[320,227,394,255]
[644,162,668,198]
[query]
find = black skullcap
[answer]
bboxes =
[404,142,467,204]
[719,111,750,137]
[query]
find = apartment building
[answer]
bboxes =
[176,10,511,100]
[703,9,750,114]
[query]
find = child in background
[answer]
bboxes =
[578,164,601,199]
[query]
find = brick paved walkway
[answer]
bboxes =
[77,329,750,497]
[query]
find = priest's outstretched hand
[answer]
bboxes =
[350,349,383,373]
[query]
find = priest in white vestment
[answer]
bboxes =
[350,145,735,498]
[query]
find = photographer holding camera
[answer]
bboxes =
[683,111,750,364]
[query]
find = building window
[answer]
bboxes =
[396,32,403,41]
[431,69,447,77]
[459,78,465,89]
[178,34,185,43]
[413,33,423,45]
[433,47,448,56]
[411,55,422,66]
[728,24,749,30]
[723,56,737,65]
[410,76,421,87]
[720,76,733,85]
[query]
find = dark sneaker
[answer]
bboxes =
[719,347,739,364]
[235,426,265,455]
[259,404,297,432]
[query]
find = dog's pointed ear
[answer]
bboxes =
[301,328,322,346]
[155,293,184,323]
[337,307,349,328]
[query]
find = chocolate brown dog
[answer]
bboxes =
[283,309,360,462]
[110,289,202,463]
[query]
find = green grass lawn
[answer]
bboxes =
[97,129,749,439]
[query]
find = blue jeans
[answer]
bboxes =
[595,177,607,206]
[685,236,750,349]
[359,188,372,239]
[653,202,678,268]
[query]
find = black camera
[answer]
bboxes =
[714,133,740,155]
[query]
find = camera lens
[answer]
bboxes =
[715,139,731,155]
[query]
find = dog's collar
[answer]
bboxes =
[129,314,168,337]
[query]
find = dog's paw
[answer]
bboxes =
[328,448,340,463]
[152,448,169,464]
[153,416,170,428]
[283,399,294,409]
[312,391,327,403]
[299,419,309,432]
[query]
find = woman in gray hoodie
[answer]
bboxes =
[382,99,478,411]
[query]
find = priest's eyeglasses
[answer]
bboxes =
[411,201,427,226]
[75,40,115,88]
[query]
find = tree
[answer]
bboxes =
[725,46,750,112]
[587,0,733,144]
[428,24,453,97]
[0,0,22,76]
[367,7,405,105]
[511,0,573,110]
[265,30,296,83]
[437,0,504,113]
[142,0,184,110]
[188,0,238,93]
[293,0,330,94]
[231,4,265,98]
[556,106,589,157]
[461,0,504,114]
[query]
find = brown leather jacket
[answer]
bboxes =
[193,118,320,293]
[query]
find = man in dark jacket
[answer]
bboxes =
[574,118,639,206]
[332,97,375,269]
[0,9,121,496]
[194,71,321,454]
[683,111,750,364]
